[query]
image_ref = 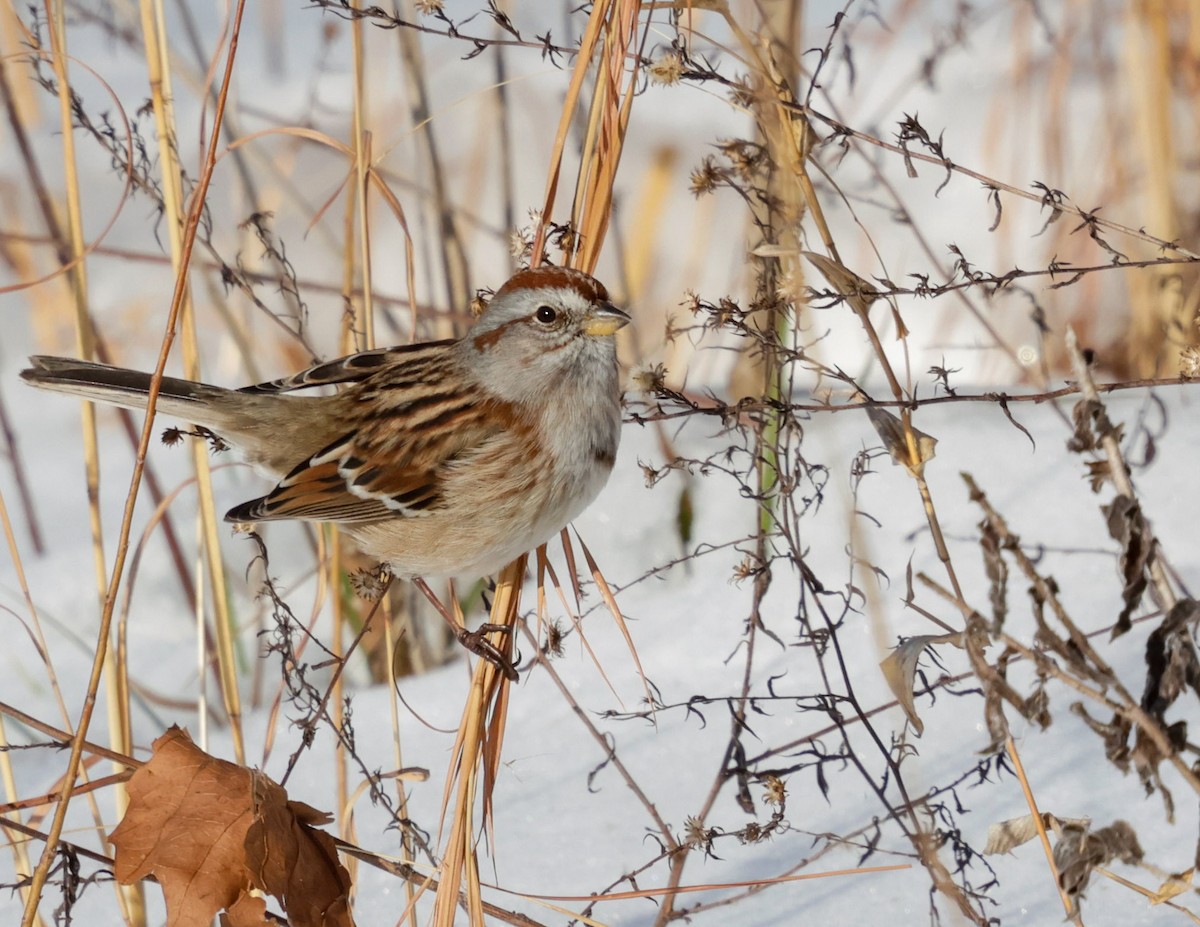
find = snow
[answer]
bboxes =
[4,380,1198,925]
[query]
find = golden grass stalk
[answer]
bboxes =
[19,1,250,920]
[432,556,525,927]
[137,0,245,766]
[1123,4,1181,376]
[432,5,646,922]
[20,4,143,923]
[0,701,46,927]
[1004,735,1078,922]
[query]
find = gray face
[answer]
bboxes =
[462,274,629,405]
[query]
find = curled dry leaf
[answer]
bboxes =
[221,894,270,927]
[109,726,353,927]
[1151,868,1194,904]
[879,631,962,735]
[245,775,353,927]
[1104,495,1153,638]
[983,813,1089,856]
[858,402,938,478]
[1143,598,1200,723]
[1054,819,1144,914]
[801,250,879,303]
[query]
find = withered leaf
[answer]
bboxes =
[1067,398,1102,453]
[1054,819,1144,915]
[978,518,1008,631]
[220,894,270,927]
[1070,704,1131,770]
[1150,868,1194,904]
[984,812,1089,856]
[109,726,354,927]
[802,250,880,312]
[110,727,257,927]
[879,632,962,735]
[1104,495,1153,638]
[1142,598,1200,721]
[861,403,937,477]
[245,774,353,927]
[961,615,1009,752]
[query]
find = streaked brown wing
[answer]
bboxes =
[238,341,457,394]
[225,459,398,523]
[224,367,528,526]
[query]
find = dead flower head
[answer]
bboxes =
[649,52,684,86]
[631,362,667,393]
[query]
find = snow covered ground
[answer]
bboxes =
[3,365,1199,925]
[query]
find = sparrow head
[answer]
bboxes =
[464,265,630,403]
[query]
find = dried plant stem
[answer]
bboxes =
[1123,4,1180,375]
[26,5,137,922]
[520,623,676,841]
[20,1,248,919]
[0,67,211,662]
[0,718,47,927]
[798,103,1199,260]
[0,385,43,555]
[381,591,420,927]
[433,557,526,927]
[395,20,471,317]
[1065,327,1177,613]
[1004,735,1080,922]
[916,567,1200,797]
[139,0,246,763]
[1095,866,1200,924]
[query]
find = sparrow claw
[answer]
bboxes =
[455,626,519,681]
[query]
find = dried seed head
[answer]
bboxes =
[1181,345,1200,379]
[508,228,531,259]
[760,774,786,806]
[350,565,394,601]
[542,619,565,658]
[631,362,667,393]
[648,52,684,86]
[689,156,723,197]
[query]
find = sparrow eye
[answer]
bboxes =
[535,305,558,324]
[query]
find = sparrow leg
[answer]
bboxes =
[412,577,518,680]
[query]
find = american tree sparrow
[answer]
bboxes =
[21,266,629,580]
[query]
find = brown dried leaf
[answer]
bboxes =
[1104,495,1153,638]
[862,404,937,477]
[1151,868,1194,904]
[879,632,962,735]
[1067,398,1102,453]
[961,614,1027,753]
[109,727,354,927]
[1070,705,1131,770]
[978,518,1008,631]
[1142,598,1200,721]
[110,727,256,927]
[220,894,270,927]
[802,250,880,315]
[1054,819,1144,914]
[1068,398,1125,457]
[1131,725,1176,822]
[245,774,353,927]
